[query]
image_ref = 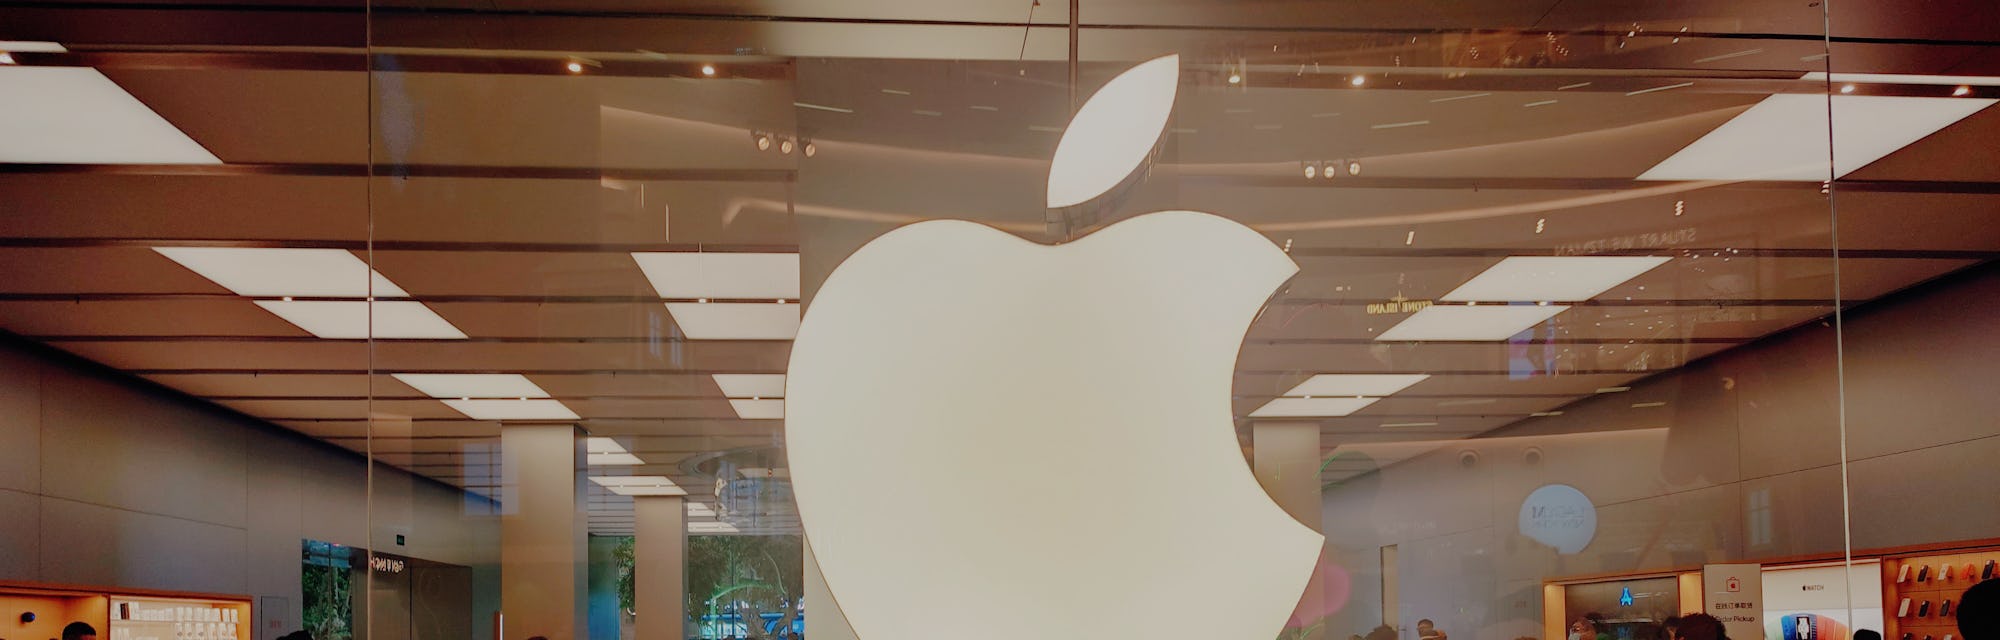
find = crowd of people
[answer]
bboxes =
[1343,579,1997,640]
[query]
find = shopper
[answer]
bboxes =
[1962,578,1999,640]
[1419,619,1449,640]
[1663,616,1684,640]
[1676,613,1728,640]
[1855,629,1883,640]
[1367,623,1400,640]
[62,622,97,640]
[1570,617,1602,640]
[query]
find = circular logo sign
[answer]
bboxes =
[1518,484,1597,554]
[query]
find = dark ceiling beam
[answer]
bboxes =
[0,237,1982,260]
[0,163,795,182]
[22,334,1753,345]
[4,163,1997,196]
[9,1,1996,46]
[125,367,1681,375]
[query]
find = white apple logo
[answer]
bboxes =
[787,55,1323,640]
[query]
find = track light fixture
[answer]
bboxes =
[1302,159,1362,179]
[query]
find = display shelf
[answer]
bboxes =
[1882,548,2000,640]
[109,596,250,640]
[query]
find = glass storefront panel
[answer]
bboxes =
[1,5,1996,640]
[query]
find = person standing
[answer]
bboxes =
[62,622,98,640]
[1419,619,1449,640]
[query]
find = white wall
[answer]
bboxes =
[1319,265,2000,640]
[0,338,500,640]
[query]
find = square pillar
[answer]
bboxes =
[1254,422,1327,640]
[501,424,588,640]
[634,496,687,640]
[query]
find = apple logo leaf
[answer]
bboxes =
[789,54,1323,640]
[1046,54,1180,209]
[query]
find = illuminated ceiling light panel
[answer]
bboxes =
[1279,374,1430,397]
[712,373,786,398]
[1440,256,1672,302]
[588,452,647,466]
[1799,72,2000,87]
[154,248,409,297]
[729,398,785,420]
[0,66,222,164]
[1377,305,1566,341]
[585,437,628,454]
[0,41,67,53]
[441,398,580,421]
[631,252,801,299]
[1045,55,1178,208]
[253,300,468,339]
[590,475,688,496]
[1248,396,1381,418]
[392,373,548,399]
[665,302,799,339]
[1637,93,1995,181]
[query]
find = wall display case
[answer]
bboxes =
[0,583,249,640]
[109,597,249,640]
[1882,548,2000,640]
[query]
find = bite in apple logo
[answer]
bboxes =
[786,55,1323,640]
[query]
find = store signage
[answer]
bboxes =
[786,55,1322,640]
[1366,297,1434,315]
[369,555,406,574]
[1518,484,1596,554]
[1619,587,1635,607]
[1704,563,1764,640]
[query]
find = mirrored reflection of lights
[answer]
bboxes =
[701,64,716,76]
[1228,72,1242,84]
[1351,75,1366,87]
[1840,84,1857,94]
[565,61,584,74]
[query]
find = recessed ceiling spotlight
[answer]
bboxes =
[779,138,795,154]
[1346,160,1362,176]
[701,64,716,77]
[802,140,817,157]
[1840,84,1856,94]
[1303,162,1318,179]
[1227,72,1242,85]
[566,61,584,74]
[1350,75,1366,87]
[753,132,772,151]
[1955,85,1973,97]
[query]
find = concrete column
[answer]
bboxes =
[1254,422,1327,640]
[802,541,859,640]
[633,496,687,640]
[501,424,588,640]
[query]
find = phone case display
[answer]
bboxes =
[1882,548,2000,640]
[108,598,250,640]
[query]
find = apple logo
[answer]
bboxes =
[786,55,1323,640]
